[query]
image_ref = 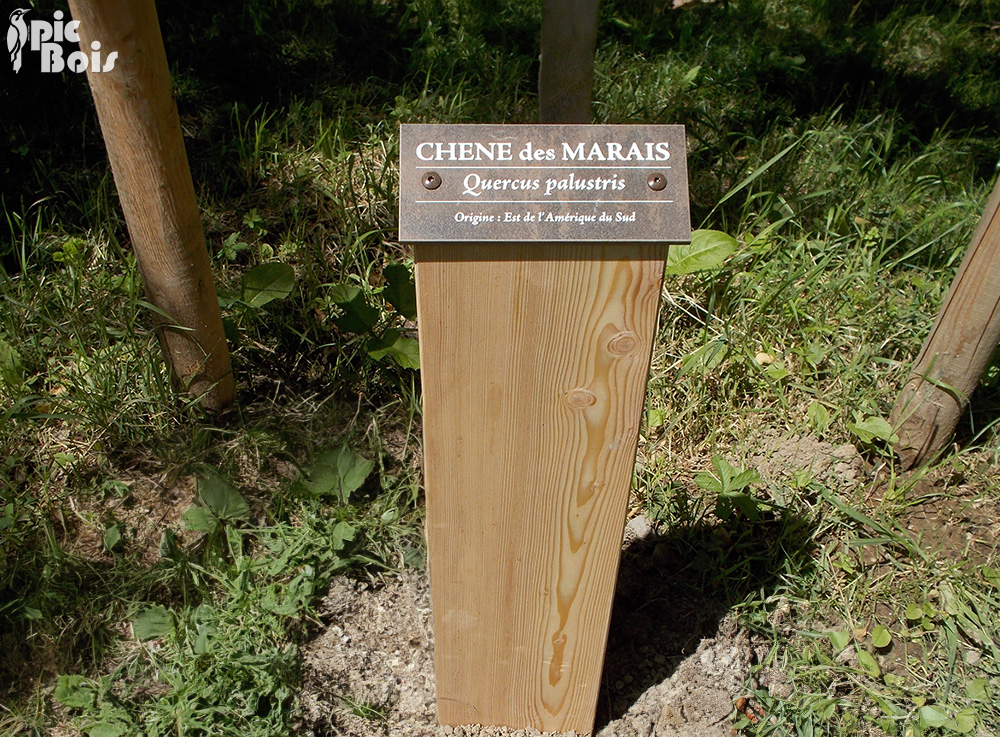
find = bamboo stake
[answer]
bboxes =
[539,0,601,124]
[890,177,1000,469]
[68,0,234,410]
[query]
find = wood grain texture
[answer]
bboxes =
[539,0,600,124]
[891,177,1000,468]
[415,243,666,733]
[68,0,234,409]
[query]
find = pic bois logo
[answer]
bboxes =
[7,8,117,74]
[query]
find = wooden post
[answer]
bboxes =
[67,0,234,410]
[402,124,689,732]
[539,0,601,124]
[417,243,666,731]
[890,177,1000,469]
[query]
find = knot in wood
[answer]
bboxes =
[565,388,597,409]
[607,331,639,357]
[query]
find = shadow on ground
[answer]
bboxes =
[596,508,819,728]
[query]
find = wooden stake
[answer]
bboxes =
[416,243,666,732]
[409,9,673,725]
[890,177,1000,469]
[539,0,601,124]
[68,0,234,410]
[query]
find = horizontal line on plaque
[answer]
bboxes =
[414,165,674,170]
[413,200,675,204]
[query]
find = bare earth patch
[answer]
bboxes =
[59,473,197,565]
[295,434,869,737]
[297,566,759,737]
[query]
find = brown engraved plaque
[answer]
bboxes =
[399,124,690,243]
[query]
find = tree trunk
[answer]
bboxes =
[68,0,234,410]
[539,0,601,124]
[890,177,1000,469]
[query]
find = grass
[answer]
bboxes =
[2,0,1000,735]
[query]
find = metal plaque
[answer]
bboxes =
[399,124,690,243]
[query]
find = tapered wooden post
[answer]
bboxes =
[417,242,666,731]
[890,177,1000,469]
[403,124,689,732]
[539,0,601,124]
[67,0,234,410]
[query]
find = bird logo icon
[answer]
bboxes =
[8,8,29,73]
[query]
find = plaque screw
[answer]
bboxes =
[422,172,442,190]
[647,173,667,191]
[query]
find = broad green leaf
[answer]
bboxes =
[966,678,989,701]
[0,336,25,388]
[242,262,295,308]
[382,263,417,319]
[54,452,75,468]
[712,456,760,492]
[764,361,790,382]
[182,505,218,533]
[801,341,828,367]
[939,581,960,616]
[103,524,122,551]
[197,471,250,521]
[848,415,899,445]
[331,520,356,550]
[193,622,216,655]
[242,262,294,305]
[712,456,737,484]
[53,675,94,709]
[905,602,924,622]
[132,605,173,641]
[664,229,737,275]
[368,329,420,370]
[856,649,880,677]
[807,401,831,434]
[982,565,1000,588]
[300,445,373,502]
[329,283,381,334]
[264,585,299,617]
[817,698,838,720]
[828,630,852,652]
[731,469,762,489]
[699,457,761,504]
[917,705,950,729]
[300,451,340,497]
[871,624,892,649]
[717,492,761,522]
[646,407,666,427]
[954,707,978,733]
[694,471,723,494]
[334,444,374,502]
